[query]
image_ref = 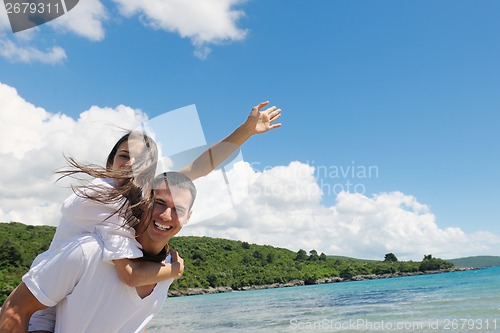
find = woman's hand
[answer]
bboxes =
[169,250,184,280]
[245,101,282,135]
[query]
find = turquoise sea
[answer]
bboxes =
[148,266,500,332]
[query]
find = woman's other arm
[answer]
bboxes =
[113,251,184,287]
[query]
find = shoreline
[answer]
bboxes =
[168,267,475,297]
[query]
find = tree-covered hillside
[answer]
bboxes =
[447,255,500,268]
[0,222,454,305]
[0,222,55,304]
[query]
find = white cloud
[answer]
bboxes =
[0,82,147,226]
[0,4,10,31]
[114,0,247,43]
[0,38,67,64]
[112,0,248,58]
[50,0,108,41]
[0,5,54,63]
[194,46,212,60]
[183,161,500,261]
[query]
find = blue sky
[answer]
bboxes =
[1,0,499,259]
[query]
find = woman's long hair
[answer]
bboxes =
[56,131,158,228]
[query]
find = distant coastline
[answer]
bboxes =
[168,266,475,297]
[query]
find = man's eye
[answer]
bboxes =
[154,201,165,207]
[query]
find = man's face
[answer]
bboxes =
[137,181,193,253]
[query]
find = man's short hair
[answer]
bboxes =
[153,172,197,209]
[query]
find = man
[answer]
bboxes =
[0,172,196,333]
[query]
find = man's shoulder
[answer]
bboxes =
[59,234,105,260]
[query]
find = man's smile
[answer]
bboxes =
[153,221,172,231]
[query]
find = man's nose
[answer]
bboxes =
[159,207,172,221]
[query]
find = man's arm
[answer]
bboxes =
[178,101,282,180]
[0,283,47,332]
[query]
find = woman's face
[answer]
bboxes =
[111,139,146,184]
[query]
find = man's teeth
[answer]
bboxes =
[154,221,171,231]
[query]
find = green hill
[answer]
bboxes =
[1,222,454,305]
[447,256,500,268]
[0,222,55,305]
[327,255,379,262]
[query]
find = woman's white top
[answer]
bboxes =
[48,177,143,262]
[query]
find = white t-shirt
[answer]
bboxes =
[47,177,143,261]
[23,234,172,333]
[28,178,147,331]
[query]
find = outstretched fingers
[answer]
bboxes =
[249,101,270,117]
[256,101,270,111]
[270,121,282,129]
[269,120,282,129]
[266,107,282,121]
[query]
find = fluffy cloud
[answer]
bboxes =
[0,38,67,64]
[0,82,147,226]
[0,4,10,31]
[113,0,247,58]
[184,161,500,261]
[0,0,247,62]
[50,0,108,41]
